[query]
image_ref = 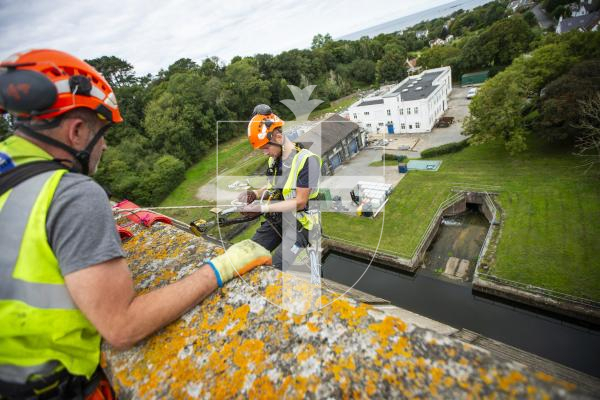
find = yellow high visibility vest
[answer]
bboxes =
[0,136,100,383]
[267,148,322,230]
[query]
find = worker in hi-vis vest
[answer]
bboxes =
[0,49,271,399]
[240,104,322,275]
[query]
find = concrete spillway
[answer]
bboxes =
[102,221,583,399]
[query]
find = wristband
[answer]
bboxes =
[205,260,223,287]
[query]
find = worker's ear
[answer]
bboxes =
[64,118,88,149]
[272,129,283,144]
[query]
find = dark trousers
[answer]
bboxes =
[251,214,310,270]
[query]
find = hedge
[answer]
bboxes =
[420,140,469,158]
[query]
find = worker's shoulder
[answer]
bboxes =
[54,172,108,199]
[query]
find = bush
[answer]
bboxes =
[420,140,469,158]
[381,153,408,162]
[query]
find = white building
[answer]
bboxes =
[347,66,452,134]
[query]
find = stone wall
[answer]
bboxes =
[102,222,582,399]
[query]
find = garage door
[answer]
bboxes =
[330,153,342,170]
[349,139,358,154]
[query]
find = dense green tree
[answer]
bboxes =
[86,56,137,88]
[199,57,223,78]
[523,11,537,27]
[463,33,595,153]
[224,59,271,118]
[418,45,461,69]
[376,49,407,84]
[311,33,333,50]
[537,60,600,142]
[346,59,376,84]
[542,0,571,15]
[157,58,200,81]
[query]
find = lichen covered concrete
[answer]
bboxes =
[102,222,583,399]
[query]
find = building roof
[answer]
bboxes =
[296,114,358,155]
[387,70,444,102]
[558,11,600,33]
[356,98,384,107]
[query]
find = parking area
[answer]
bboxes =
[368,86,471,157]
[324,85,472,194]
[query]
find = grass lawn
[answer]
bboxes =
[323,138,600,301]
[159,136,264,224]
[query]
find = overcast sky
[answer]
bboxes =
[0,0,453,76]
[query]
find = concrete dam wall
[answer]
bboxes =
[102,221,582,399]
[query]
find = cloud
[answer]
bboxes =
[0,0,452,76]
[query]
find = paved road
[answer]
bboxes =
[532,4,555,30]
[391,86,470,157]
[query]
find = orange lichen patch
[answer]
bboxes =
[368,316,407,349]
[278,375,309,398]
[249,376,278,400]
[430,367,444,386]
[457,378,471,391]
[469,382,483,397]
[479,368,493,385]
[200,304,249,332]
[533,372,576,392]
[443,376,455,388]
[445,348,457,358]
[233,338,266,368]
[391,336,412,358]
[306,322,319,332]
[362,370,379,396]
[265,284,282,302]
[330,356,357,381]
[497,370,526,392]
[328,298,369,328]
[459,357,469,366]
[297,344,316,362]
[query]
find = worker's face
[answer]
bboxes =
[88,131,107,175]
[84,119,109,176]
[259,130,282,158]
[260,142,281,158]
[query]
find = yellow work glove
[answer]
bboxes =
[206,240,272,287]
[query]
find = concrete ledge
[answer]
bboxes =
[473,277,600,327]
[322,238,415,272]
[102,222,583,398]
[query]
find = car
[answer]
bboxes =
[466,87,478,99]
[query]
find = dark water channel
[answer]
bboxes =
[424,208,489,276]
[323,253,600,378]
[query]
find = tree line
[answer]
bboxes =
[9,0,593,205]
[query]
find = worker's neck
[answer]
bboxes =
[281,138,295,161]
[14,130,75,166]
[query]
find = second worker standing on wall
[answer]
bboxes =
[241,104,322,278]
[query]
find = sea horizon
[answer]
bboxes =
[339,0,495,40]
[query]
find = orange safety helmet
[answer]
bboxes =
[0,49,122,123]
[247,112,284,149]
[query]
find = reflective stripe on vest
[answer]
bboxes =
[0,171,75,309]
[281,149,322,231]
[0,136,100,382]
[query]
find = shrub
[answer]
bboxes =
[420,140,469,158]
[381,153,408,162]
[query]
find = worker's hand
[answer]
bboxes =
[207,240,271,286]
[241,203,262,214]
[237,190,257,204]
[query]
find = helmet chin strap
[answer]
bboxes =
[16,122,111,176]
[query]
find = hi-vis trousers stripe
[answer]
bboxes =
[0,171,75,309]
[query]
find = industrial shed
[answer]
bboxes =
[296,114,364,176]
